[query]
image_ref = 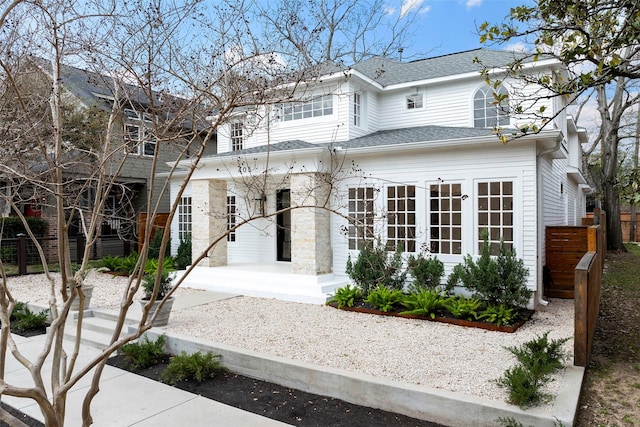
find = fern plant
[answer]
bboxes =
[400,289,446,318]
[364,284,404,312]
[330,284,362,308]
[443,295,483,321]
[478,303,517,327]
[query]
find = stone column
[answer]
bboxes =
[290,173,332,275]
[191,179,227,267]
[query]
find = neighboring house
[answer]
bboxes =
[170,48,589,305]
[0,59,215,258]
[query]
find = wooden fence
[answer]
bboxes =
[574,248,603,367]
[621,212,640,242]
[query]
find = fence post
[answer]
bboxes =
[76,234,85,263]
[16,233,27,276]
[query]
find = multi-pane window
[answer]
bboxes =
[279,95,333,121]
[231,122,244,151]
[178,196,192,240]
[406,94,423,109]
[227,195,236,242]
[478,181,514,254]
[429,183,463,255]
[124,124,155,156]
[353,93,361,127]
[473,85,509,128]
[386,185,416,252]
[348,187,375,250]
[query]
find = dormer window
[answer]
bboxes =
[406,93,423,110]
[474,85,510,128]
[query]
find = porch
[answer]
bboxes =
[174,263,347,304]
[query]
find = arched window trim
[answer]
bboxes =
[473,85,510,128]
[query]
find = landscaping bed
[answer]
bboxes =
[327,301,533,333]
[106,353,445,427]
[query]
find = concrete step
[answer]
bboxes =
[63,325,115,350]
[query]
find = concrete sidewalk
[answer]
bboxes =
[1,333,290,427]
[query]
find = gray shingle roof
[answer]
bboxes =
[203,126,496,160]
[351,48,530,87]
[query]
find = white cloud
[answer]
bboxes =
[384,5,396,15]
[418,5,431,15]
[400,0,425,18]
[505,42,529,53]
[466,0,482,8]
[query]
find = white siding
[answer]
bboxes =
[330,143,538,291]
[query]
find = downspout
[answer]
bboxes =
[535,135,564,307]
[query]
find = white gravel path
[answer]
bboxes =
[6,271,575,405]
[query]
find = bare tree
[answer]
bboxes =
[0,0,416,425]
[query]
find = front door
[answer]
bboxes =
[276,189,291,262]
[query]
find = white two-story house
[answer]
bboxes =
[169,48,589,305]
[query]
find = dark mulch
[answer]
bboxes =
[108,354,446,427]
[0,402,44,427]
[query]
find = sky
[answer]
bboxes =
[395,0,534,59]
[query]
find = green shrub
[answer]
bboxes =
[448,234,531,308]
[11,304,49,332]
[100,255,123,271]
[506,332,569,378]
[364,284,404,312]
[496,364,549,408]
[174,234,192,270]
[0,217,46,237]
[142,271,173,300]
[120,335,167,370]
[400,289,446,319]
[443,295,483,321]
[330,284,361,309]
[144,256,175,275]
[119,252,140,276]
[478,303,517,326]
[496,331,569,408]
[160,351,222,385]
[345,240,407,296]
[148,229,170,260]
[406,252,445,293]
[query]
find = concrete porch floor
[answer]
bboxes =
[173,263,348,304]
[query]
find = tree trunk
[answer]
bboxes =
[603,181,626,250]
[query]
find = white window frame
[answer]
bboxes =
[227,195,236,242]
[230,122,244,151]
[278,95,333,122]
[476,179,515,255]
[428,182,464,255]
[386,184,417,253]
[347,186,375,250]
[178,196,192,240]
[406,93,423,110]
[353,93,361,127]
[473,85,510,128]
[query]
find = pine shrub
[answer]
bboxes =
[160,351,222,385]
[345,240,406,296]
[174,234,192,270]
[121,335,167,370]
[406,252,445,293]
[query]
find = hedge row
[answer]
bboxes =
[0,217,46,237]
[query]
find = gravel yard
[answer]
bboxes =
[6,270,575,406]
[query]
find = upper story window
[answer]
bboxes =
[231,122,244,151]
[353,93,361,127]
[406,93,423,110]
[278,95,333,121]
[474,85,510,128]
[124,123,156,156]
